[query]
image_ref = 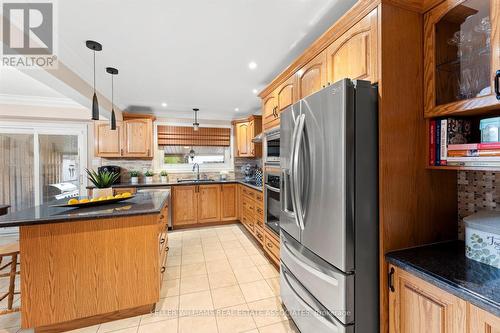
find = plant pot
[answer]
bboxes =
[130,177,139,184]
[160,176,168,183]
[145,177,153,184]
[92,187,113,199]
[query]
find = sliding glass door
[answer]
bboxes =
[0,123,87,212]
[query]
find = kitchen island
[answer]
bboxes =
[0,191,170,332]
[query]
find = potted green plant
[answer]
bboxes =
[129,170,140,184]
[144,170,154,183]
[160,170,168,183]
[86,169,119,198]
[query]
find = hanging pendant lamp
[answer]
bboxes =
[193,108,200,131]
[106,67,119,130]
[86,41,102,120]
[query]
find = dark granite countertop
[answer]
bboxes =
[0,191,170,228]
[386,241,500,317]
[87,179,263,192]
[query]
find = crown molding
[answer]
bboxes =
[0,94,85,109]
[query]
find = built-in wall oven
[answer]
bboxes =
[264,130,280,166]
[264,168,280,235]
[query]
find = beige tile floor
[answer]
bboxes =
[0,224,299,333]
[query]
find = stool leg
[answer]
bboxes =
[7,254,17,310]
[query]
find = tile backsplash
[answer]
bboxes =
[457,171,500,239]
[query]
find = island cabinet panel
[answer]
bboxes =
[326,8,378,84]
[172,185,198,226]
[469,304,500,333]
[220,184,238,221]
[19,214,160,329]
[296,50,327,100]
[388,265,467,333]
[94,121,124,157]
[122,119,152,158]
[197,184,221,223]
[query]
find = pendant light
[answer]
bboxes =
[86,40,102,120]
[106,67,118,130]
[193,108,200,131]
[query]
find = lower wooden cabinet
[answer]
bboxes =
[198,184,221,223]
[172,185,198,226]
[220,184,238,221]
[389,265,500,333]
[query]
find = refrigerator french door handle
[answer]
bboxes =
[281,169,295,217]
[292,114,306,230]
[281,264,341,331]
[289,115,301,229]
[282,238,339,287]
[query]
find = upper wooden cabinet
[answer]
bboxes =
[94,118,153,159]
[220,184,238,221]
[122,119,152,158]
[389,265,467,333]
[233,116,262,157]
[197,184,221,223]
[424,0,500,117]
[326,8,378,84]
[296,51,327,100]
[262,93,279,131]
[276,76,297,113]
[94,121,124,157]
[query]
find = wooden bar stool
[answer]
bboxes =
[0,242,20,315]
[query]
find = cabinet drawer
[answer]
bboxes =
[255,204,264,218]
[255,214,264,229]
[255,224,265,245]
[241,186,256,200]
[255,192,263,202]
[242,197,255,213]
[264,232,280,260]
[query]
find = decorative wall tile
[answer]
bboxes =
[457,171,500,239]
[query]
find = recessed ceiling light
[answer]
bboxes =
[234,108,240,112]
[252,89,258,94]
[161,102,168,107]
[248,61,257,70]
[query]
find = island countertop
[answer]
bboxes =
[386,240,500,317]
[0,191,170,228]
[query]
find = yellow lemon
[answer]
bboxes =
[106,196,114,200]
[121,192,132,198]
[68,198,79,205]
[114,194,123,199]
[79,198,90,204]
[90,198,98,202]
[98,197,106,201]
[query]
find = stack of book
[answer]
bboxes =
[429,118,500,167]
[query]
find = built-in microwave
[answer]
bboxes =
[264,130,280,166]
[264,169,280,236]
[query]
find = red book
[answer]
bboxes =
[478,142,500,150]
[429,120,436,166]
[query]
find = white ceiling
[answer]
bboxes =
[4,0,357,120]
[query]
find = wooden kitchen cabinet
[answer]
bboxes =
[469,303,500,333]
[122,119,153,158]
[172,185,198,226]
[94,121,124,157]
[424,0,500,117]
[220,184,238,221]
[296,50,327,100]
[326,8,378,84]
[388,265,467,333]
[233,116,262,158]
[197,184,221,223]
[262,93,279,131]
[94,119,153,158]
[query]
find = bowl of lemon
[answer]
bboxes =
[53,192,134,208]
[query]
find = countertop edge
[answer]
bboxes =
[87,180,264,192]
[386,255,500,317]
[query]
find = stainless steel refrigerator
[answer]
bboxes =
[279,79,378,333]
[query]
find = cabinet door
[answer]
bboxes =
[123,119,152,158]
[389,265,467,333]
[326,8,378,84]
[172,186,198,226]
[469,304,500,333]
[220,184,238,221]
[198,184,221,223]
[424,0,500,117]
[262,93,279,131]
[236,122,250,157]
[296,51,327,99]
[94,121,123,157]
[277,76,297,115]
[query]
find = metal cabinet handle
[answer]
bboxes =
[495,70,500,100]
[160,238,166,244]
[120,148,124,156]
[388,267,395,292]
[160,266,166,273]
[166,246,170,252]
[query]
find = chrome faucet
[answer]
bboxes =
[192,163,200,181]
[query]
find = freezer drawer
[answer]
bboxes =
[280,231,354,325]
[280,263,354,333]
